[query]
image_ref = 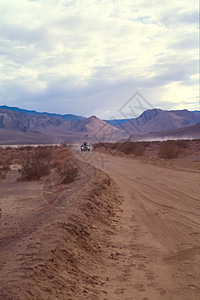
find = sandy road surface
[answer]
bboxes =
[75,150,200,300]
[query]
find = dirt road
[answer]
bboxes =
[0,148,199,300]
[75,150,200,300]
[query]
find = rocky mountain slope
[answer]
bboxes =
[0,105,85,122]
[134,122,200,141]
[0,108,122,144]
[119,109,200,135]
[0,106,199,144]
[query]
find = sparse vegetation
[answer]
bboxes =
[17,145,79,183]
[93,141,145,156]
[92,142,107,149]
[142,141,151,148]
[0,157,12,171]
[0,156,12,179]
[19,147,52,180]
[56,161,79,184]
[93,139,200,161]
[158,141,181,159]
[109,142,120,150]
[19,145,33,152]
[0,168,5,179]
[120,142,145,156]
[176,139,189,149]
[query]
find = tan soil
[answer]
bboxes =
[0,160,122,299]
[0,148,200,300]
[75,150,200,300]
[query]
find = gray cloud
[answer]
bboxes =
[152,58,199,84]
[169,33,199,50]
[161,10,199,26]
[0,23,46,45]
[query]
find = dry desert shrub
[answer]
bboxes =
[134,143,145,156]
[176,140,189,149]
[0,157,12,171]
[141,141,151,148]
[34,146,52,161]
[19,146,52,180]
[51,146,70,163]
[56,161,79,184]
[120,142,133,154]
[92,142,106,149]
[93,141,145,156]
[0,168,5,179]
[19,145,33,151]
[0,155,12,179]
[120,142,145,156]
[109,142,121,150]
[18,145,79,183]
[158,141,180,159]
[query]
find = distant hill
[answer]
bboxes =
[0,107,72,133]
[68,116,122,142]
[0,106,199,144]
[69,115,118,133]
[0,105,85,122]
[120,109,200,136]
[133,122,200,141]
[0,108,121,144]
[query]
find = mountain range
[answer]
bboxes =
[0,105,199,144]
[0,105,85,122]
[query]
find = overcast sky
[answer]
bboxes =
[0,0,199,119]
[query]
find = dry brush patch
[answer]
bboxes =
[93,139,200,171]
[19,146,52,180]
[17,146,79,184]
[93,141,145,156]
[158,140,181,159]
[55,161,79,184]
[0,145,80,184]
[0,150,13,179]
[157,139,195,159]
[120,141,145,156]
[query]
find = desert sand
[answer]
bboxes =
[75,150,200,300]
[0,148,199,299]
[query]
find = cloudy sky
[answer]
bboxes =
[0,0,199,119]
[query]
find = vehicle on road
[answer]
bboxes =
[80,142,90,151]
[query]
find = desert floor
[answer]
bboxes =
[0,148,200,299]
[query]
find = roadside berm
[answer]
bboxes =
[0,157,122,300]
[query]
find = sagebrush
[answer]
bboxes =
[56,162,79,184]
[158,141,180,159]
[19,147,52,180]
[93,141,145,156]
